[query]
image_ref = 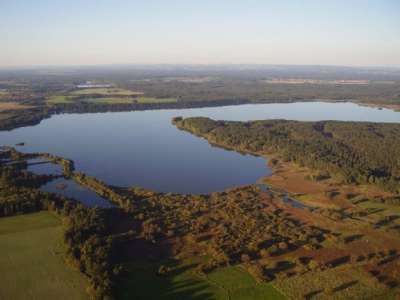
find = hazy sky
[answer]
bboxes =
[1,0,399,67]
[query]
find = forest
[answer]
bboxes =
[1,66,400,299]
[1,145,400,299]
[174,117,400,193]
[0,66,399,131]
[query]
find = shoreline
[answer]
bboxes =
[3,139,400,299]
[1,98,399,132]
[354,101,400,112]
[174,119,399,209]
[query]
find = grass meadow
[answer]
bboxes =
[46,95,74,104]
[117,259,285,300]
[273,264,391,300]
[0,212,87,300]
[71,87,142,96]
[136,96,177,103]
[47,91,177,105]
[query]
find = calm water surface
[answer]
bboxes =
[1,102,399,194]
[27,158,63,175]
[40,178,115,208]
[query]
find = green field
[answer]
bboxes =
[46,95,74,104]
[136,96,177,103]
[83,96,178,104]
[82,97,135,104]
[0,212,88,300]
[117,259,285,300]
[72,87,142,96]
[47,91,177,105]
[273,264,391,300]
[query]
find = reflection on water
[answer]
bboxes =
[40,178,115,208]
[0,102,399,194]
[27,159,63,176]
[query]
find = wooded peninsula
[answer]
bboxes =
[173,117,400,194]
[1,113,400,299]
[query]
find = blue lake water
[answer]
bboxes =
[0,102,399,194]
[40,178,115,208]
[27,158,63,176]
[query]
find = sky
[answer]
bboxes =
[0,0,399,67]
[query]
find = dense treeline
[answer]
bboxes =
[125,185,328,270]
[49,98,249,113]
[0,150,59,216]
[73,172,130,207]
[2,146,400,298]
[0,99,250,132]
[0,108,51,131]
[0,150,123,299]
[0,153,67,216]
[3,65,399,104]
[127,78,400,104]
[175,117,400,193]
[2,66,399,132]
[63,206,122,299]
[1,148,329,274]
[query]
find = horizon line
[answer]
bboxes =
[1,63,400,71]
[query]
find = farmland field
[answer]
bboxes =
[136,96,177,103]
[46,95,74,104]
[46,94,178,105]
[71,87,143,96]
[273,264,393,300]
[0,212,88,300]
[82,97,135,104]
[0,102,32,112]
[117,259,285,300]
[83,96,178,104]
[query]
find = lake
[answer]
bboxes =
[27,158,63,176]
[1,102,399,194]
[39,178,115,208]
